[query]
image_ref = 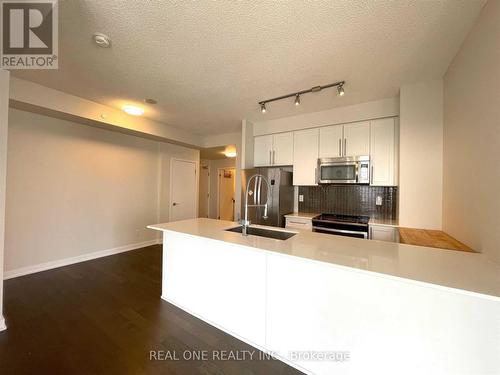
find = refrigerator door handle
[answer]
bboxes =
[253,176,258,205]
[257,176,262,204]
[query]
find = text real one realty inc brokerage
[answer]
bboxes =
[149,349,351,362]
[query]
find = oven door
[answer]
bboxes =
[312,227,368,239]
[319,162,358,184]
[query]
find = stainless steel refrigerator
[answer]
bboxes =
[241,167,294,228]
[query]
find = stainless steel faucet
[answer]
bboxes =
[241,174,271,236]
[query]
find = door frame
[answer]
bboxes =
[169,158,198,222]
[217,167,236,221]
[199,163,210,218]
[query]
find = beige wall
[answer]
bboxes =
[399,80,444,230]
[443,0,500,263]
[4,109,198,274]
[0,70,10,330]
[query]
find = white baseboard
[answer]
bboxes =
[0,316,6,332]
[3,239,161,280]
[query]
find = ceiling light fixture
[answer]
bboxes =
[93,33,111,48]
[122,105,144,116]
[337,83,345,96]
[258,80,345,113]
[224,151,237,158]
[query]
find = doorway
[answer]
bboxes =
[170,159,197,222]
[198,164,209,218]
[217,168,235,221]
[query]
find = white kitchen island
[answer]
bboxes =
[148,218,500,375]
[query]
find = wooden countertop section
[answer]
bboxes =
[398,228,474,252]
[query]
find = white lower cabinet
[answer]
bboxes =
[369,224,398,242]
[293,128,319,186]
[285,217,312,230]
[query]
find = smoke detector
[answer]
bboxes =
[93,33,111,48]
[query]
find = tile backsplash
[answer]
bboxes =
[298,185,398,220]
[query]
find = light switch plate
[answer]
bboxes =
[298,194,304,202]
[376,196,383,206]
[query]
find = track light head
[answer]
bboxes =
[294,94,300,106]
[337,84,345,96]
[260,103,267,113]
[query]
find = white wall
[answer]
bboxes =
[443,0,500,263]
[4,109,199,276]
[252,97,399,136]
[0,70,10,331]
[399,80,443,230]
[241,119,254,169]
[10,77,203,147]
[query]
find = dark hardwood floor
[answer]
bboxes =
[0,245,303,375]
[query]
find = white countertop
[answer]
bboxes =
[148,218,500,299]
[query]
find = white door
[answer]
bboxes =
[272,132,294,165]
[319,125,343,158]
[343,121,370,156]
[198,165,209,218]
[170,159,197,222]
[370,118,397,186]
[218,168,235,221]
[253,135,273,166]
[293,128,319,186]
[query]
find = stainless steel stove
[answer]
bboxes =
[312,213,370,239]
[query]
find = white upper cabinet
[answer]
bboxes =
[293,128,319,186]
[254,132,293,167]
[370,118,398,186]
[319,125,343,158]
[254,135,273,166]
[272,132,294,166]
[343,121,370,157]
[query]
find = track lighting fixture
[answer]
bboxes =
[294,94,300,106]
[259,80,345,113]
[337,84,345,96]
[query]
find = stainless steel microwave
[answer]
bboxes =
[318,156,370,184]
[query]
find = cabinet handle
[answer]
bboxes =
[338,139,342,156]
[289,220,306,225]
[371,166,374,185]
[269,150,272,165]
[344,138,347,156]
[272,150,275,165]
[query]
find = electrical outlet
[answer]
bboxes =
[376,196,383,206]
[299,194,304,202]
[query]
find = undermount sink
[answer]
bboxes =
[225,226,296,240]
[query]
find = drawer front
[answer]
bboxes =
[285,217,312,230]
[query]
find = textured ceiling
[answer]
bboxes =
[13,0,485,135]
